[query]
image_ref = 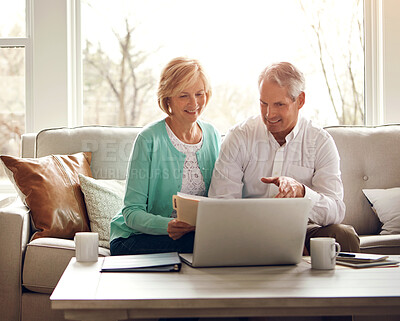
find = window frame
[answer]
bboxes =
[0,0,32,194]
[2,0,387,133]
[30,0,381,133]
[0,0,32,130]
[0,0,391,195]
[0,0,388,134]
[364,0,384,126]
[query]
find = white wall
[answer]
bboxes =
[382,0,400,123]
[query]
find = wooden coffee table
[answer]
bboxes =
[51,257,400,321]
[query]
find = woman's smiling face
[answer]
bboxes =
[168,77,206,125]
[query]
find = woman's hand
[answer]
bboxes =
[167,219,195,240]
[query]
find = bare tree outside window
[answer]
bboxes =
[83,17,157,126]
[0,0,26,184]
[0,47,25,155]
[82,0,364,132]
[0,30,25,182]
[300,0,364,125]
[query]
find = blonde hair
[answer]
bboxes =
[258,62,305,101]
[158,57,212,115]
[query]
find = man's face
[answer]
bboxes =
[259,79,305,144]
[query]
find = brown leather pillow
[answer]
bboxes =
[0,152,93,240]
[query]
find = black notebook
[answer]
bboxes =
[101,252,182,272]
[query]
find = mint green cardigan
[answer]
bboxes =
[110,119,221,241]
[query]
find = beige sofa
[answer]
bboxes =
[1,124,400,321]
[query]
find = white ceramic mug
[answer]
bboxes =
[310,237,341,270]
[74,232,99,262]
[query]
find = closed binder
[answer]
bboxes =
[101,252,182,272]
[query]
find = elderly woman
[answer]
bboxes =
[110,57,221,255]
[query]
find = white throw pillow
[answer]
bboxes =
[79,174,126,248]
[362,187,400,235]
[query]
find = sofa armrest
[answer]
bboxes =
[0,196,31,321]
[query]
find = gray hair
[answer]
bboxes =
[258,62,305,101]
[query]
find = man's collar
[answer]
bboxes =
[286,116,302,143]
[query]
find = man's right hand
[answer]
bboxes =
[261,176,305,198]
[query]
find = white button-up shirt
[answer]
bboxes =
[208,115,345,226]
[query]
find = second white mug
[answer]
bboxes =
[310,237,341,270]
[74,232,99,262]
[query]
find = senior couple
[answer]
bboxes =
[109,57,360,256]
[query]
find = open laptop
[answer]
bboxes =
[179,198,312,267]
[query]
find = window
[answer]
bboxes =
[1,0,396,197]
[0,0,25,37]
[0,0,29,189]
[0,48,25,155]
[81,0,364,133]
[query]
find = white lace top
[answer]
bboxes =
[166,122,206,197]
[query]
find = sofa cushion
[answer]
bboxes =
[363,187,400,235]
[35,126,141,179]
[360,234,400,255]
[79,174,125,249]
[325,125,400,235]
[23,237,110,294]
[0,152,92,240]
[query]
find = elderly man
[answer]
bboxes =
[208,62,360,253]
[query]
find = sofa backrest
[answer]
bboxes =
[23,124,400,235]
[325,124,400,235]
[34,126,141,180]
